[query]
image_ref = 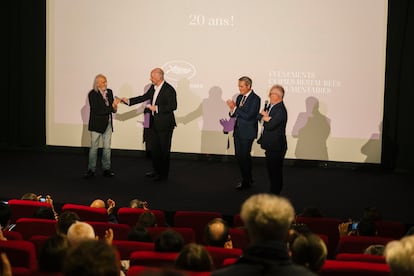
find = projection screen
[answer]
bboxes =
[46,0,388,163]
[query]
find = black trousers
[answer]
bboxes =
[234,137,254,184]
[265,149,286,194]
[151,128,173,178]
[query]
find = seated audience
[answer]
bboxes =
[212,193,317,276]
[21,193,59,219]
[384,235,414,276]
[63,239,119,276]
[128,211,157,242]
[175,243,214,271]
[34,206,57,220]
[1,252,12,276]
[67,221,114,246]
[364,244,385,255]
[338,218,378,237]
[204,218,233,248]
[130,198,149,210]
[90,198,117,223]
[0,202,12,231]
[154,229,184,252]
[289,232,327,273]
[57,211,80,235]
[20,192,39,201]
[38,234,70,273]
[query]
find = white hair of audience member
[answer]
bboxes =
[240,193,295,243]
[67,221,95,246]
[384,235,414,276]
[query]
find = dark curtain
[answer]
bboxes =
[2,0,414,171]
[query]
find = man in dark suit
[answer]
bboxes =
[226,76,261,190]
[123,68,177,181]
[258,84,287,194]
[84,74,121,178]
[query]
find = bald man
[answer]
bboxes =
[205,218,233,248]
[122,68,177,181]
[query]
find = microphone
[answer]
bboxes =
[264,100,270,111]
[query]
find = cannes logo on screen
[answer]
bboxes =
[163,60,196,82]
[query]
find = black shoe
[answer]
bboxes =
[84,170,95,179]
[235,182,252,190]
[103,170,115,177]
[153,175,167,182]
[145,171,156,177]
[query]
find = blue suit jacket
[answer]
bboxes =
[230,91,261,140]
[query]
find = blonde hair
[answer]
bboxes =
[67,221,95,246]
[385,235,414,276]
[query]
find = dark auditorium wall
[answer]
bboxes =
[2,0,414,172]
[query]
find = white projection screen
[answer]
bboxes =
[46,0,388,163]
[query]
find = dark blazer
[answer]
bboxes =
[129,82,177,131]
[230,91,261,140]
[88,89,116,133]
[259,101,288,152]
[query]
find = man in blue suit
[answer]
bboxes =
[227,76,261,190]
[258,84,287,194]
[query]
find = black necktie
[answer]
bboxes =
[240,95,246,107]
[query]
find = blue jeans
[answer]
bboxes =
[88,121,112,171]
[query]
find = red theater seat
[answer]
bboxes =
[205,246,242,269]
[0,240,38,275]
[87,221,131,240]
[129,251,179,268]
[61,203,108,222]
[112,240,154,260]
[336,236,393,255]
[232,214,243,227]
[117,207,167,227]
[336,253,386,263]
[320,260,390,276]
[375,220,406,239]
[2,231,23,240]
[8,199,53,224]
[173,211,222,244]
[147,227,196,244]
[15,218,57,240]
[228,227,249,250]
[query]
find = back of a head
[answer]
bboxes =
[204,218,229,247]
[154,229,184,252]
[385,235,414,276]
[90,199,105,209]
[33,206,55,220]
[175,243,214,272]
[357,219,378,236]
[364,244,385,256]
[0,202,11,229]
[57,211,80,235]
[240,193,295,243]
[21,193,38,201]
[63,239,118,276]
[128,226,153,242]
[39,234,69,273]
[290,233,327,272]
[67,221,95,246]
[137,211,157,228]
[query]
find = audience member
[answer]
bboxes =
[20,192,38,201]
[128,211,157,242]
[289,232,327,273]
[204,218,233,248]
[38,234,70,273]
[20,193,59,220]
[63,239,119,276]
[34,206,56,220]
[154,229,184,252]
[338,218,378,237]
[130,198,149,210]
[67,221,96,247]
[0,202,12,231]
[384,235,414,276]
[212,193,317,276]
[362,206,382,222]
[57,211,80,235]
[90,198,117,223]
[364,244,385,255]
[174,243,214,272]
[0,252,12,276]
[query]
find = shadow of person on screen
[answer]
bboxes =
[291,96,331,161]
[80,96,90,154]
[176,84,234,156]
[360,121,382,164]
